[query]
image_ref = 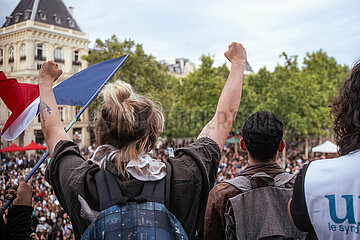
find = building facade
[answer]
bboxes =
[0,0,91,149]
[160,57,195,77]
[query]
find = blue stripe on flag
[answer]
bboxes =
[53,55,128,106]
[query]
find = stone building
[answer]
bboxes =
[0,0,91,149]
[160,57,195,77]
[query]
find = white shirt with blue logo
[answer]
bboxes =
[305,150,360,240]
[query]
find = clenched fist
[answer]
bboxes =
[6,177,33,206]
[224,42,247,67]
[39,61,62,87]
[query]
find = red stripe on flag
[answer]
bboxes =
[0,71,39,135]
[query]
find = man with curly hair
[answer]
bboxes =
[289,62,360,240]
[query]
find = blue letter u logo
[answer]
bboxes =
[325,195,356,224]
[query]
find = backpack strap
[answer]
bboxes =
[95,170,166,211]
[134,178,165,204]
[95,170,129,210]
[224,172,294,192]
[224,176,252,192]
[273,172,295,188]
[250,172,274,189]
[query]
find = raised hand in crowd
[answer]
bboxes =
[7,176,33,206]
[39,61,62,87]
[198,42,247,150]
[1,176,34,240]
[38,61,71,156]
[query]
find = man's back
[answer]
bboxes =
[224,171,306,240]
[205,162,294,240]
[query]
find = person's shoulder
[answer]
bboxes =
[296,162,311,178]
[53,140,81,154]
[175,138,221,157]
[171,138,221,167]
[50,140,84,164]
[210,182,242,202]
[212,181,234,192]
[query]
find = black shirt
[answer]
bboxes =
[290,163,318,240]
[0,205,34,240]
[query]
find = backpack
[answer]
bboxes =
[224,172,307,240]
[81,170,189,240]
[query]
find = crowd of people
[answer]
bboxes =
[0,138,332,239]
[1,43,358,240]
[0,152,74,239]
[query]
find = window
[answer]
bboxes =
[54,48,64,63]
[67,18,75,28]
[24,10,31,20]
[38,10,47,21]
[8,47,14,63]
[75,107,81,121]
[35,44,46,61]
[73,50,81,66]
[15,13,22,23]
[73,128,82,145]
[58,107,64,121]
[0,49,3,65]
[53,14,61,24]
[34,130,45,144]
[20,44,26,61]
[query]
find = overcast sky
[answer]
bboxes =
[1,0,359,72]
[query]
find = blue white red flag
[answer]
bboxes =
[0,55,128,141]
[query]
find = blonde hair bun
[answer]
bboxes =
[103,80,134,103]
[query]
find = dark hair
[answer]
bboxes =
[242,111,283,162]
[331,62,360,155]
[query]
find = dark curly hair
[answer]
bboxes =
[242,111,283,162]
[331,61,360,155]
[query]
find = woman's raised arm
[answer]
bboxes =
[39,61,71,156]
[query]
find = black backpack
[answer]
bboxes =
[81,170,188,240]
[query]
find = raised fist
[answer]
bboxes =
[39,61,62,86]
[8,177,33,206]
[224,42,247,66]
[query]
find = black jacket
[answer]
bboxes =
[45,138,220,240]
[0,205,33,240]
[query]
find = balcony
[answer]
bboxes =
[8,57,14,63]
[34,55,46,61]
[54,58,64,64]
[20,56,26,61]
[72,60,81,66]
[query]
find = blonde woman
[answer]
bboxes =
[40,42,247,240]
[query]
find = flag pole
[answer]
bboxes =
[1,55,129,211]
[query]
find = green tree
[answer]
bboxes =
[250,50,348,145]
[166,55,227,138]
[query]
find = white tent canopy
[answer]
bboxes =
[312,140,338,153]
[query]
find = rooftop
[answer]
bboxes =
[2,0,82,32]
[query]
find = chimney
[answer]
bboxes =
[69,6,74,15]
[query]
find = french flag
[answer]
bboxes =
[0,55,128,141]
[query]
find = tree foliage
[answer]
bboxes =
[84,35,349,142]
[166,55,228,138]
[239,51,348,142]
